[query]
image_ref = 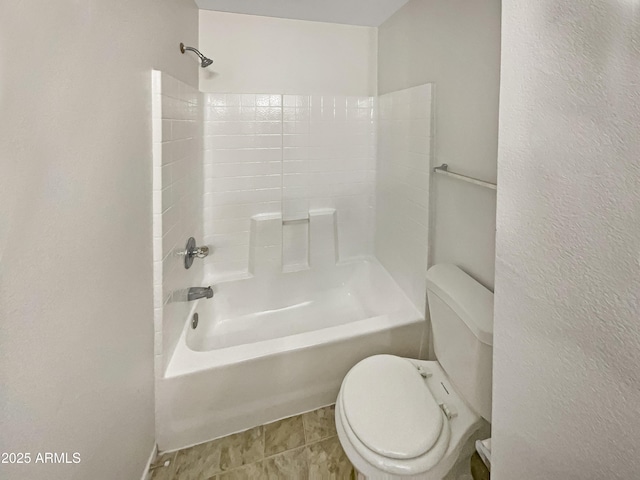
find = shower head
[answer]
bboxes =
[180,43,213,68]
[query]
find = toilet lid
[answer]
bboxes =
[341,355,444,460]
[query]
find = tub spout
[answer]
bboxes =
[187,286,213,301]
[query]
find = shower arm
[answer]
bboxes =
[179,42,213,68]
[180,43,206,61]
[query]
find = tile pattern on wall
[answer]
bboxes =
[375,84,433,313]
[152,71,204,377]
[151,86,381,375]
[203,93,375,282]
[149,405,354,480]
[203,94,283,281]
[283,95,376,261]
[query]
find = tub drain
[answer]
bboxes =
[191,313,199,329]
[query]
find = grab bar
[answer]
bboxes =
[433,164,497,190]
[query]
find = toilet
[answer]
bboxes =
[336,264,493,479]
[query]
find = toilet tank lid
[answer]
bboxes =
[426,264,494,346]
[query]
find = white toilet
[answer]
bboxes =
[336,264,493,479]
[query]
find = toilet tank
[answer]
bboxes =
[426,264,493,422]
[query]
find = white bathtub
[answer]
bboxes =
[156,258,426,451]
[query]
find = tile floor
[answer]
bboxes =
[150,405,355,480]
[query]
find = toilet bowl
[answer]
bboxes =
[336,265,493,479]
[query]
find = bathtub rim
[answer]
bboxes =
[163,258,425,379]
[165,306,423,378]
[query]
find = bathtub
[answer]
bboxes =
[156,258,426,452]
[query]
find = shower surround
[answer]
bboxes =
[203,93,376,280]
[152,71,433,451]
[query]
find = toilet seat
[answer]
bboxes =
[338,355,451,476]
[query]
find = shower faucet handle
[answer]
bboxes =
[181,237,210,269]
[193,245,209,258]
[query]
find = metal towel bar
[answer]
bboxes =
[433,164,497,190]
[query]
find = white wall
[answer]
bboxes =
[199,11,377,96]
[376,85,432,313]
[0,2,198,479]
[378,0,501,289]
[493,1,640,478]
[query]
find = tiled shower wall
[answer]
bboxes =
[203,94,283,279]
[151,71,204,377]
[203,94,375,282]
[375,84,433,313]
[283,95,376,259]
[151,80,432,376]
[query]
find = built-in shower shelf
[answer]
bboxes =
[282,218,309,225]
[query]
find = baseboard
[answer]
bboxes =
[140,443,158,480]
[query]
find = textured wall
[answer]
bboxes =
[378,0,501,289]
[0,1,197,479]
[199,11,377,96]
[493,1,640,478]
[376,85,432,313]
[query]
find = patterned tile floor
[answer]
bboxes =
[150,405,355,480]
